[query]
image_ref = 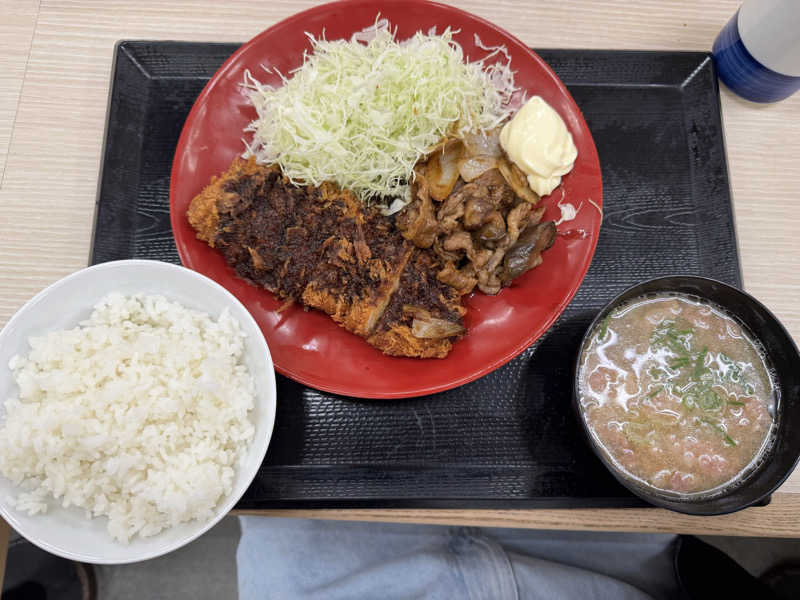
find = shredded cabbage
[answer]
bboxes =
[243,19,519,207]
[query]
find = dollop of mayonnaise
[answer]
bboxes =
[499,96,578,197]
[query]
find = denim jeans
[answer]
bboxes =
[237,518,680,599]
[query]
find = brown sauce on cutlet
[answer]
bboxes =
[217,170,355,300]
[188,158,466,357]
[311,209,410,303]
[375,250,463,333]
[217,169,304,295]
[215,167,409,305]
[361,213,407,264]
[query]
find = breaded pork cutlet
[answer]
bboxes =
[368,248,466,358]
[299,180,415,337]
[187,158,465,358]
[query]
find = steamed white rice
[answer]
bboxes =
[0,293,256,543]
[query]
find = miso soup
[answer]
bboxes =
[578,294,776,495]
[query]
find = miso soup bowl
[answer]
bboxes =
[573,276,800,515]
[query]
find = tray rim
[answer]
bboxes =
[91,42,741,510]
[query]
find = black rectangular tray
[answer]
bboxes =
[93,42,739,509]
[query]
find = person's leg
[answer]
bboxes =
[236,518,667,600]
[507,551,656,600]
[236,517,473,599]
[482,528,680,600]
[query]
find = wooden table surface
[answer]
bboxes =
[1,0,799,545]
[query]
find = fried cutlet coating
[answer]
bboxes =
[187,158,465,358]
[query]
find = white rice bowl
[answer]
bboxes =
[0,261,276,563]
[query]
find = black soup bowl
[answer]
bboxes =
[573,276,800,515]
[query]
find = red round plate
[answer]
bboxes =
[170,0,603,399]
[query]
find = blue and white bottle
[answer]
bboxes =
[713,0,800,103]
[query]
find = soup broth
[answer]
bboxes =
[579,294,776,495]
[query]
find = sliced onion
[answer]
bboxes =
[426,140,463,201]
[403,304,465,339]
[458,156,499,182]
[411,317,465,339]
[461,128,503,158]
[498,159,540,204]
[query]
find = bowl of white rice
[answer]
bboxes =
[0,260,276,563]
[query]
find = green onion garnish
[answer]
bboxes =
[694,346,708,378]
[597,316,610,341]
[701,417,737,446]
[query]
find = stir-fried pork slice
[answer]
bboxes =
[437,261,478,296]
[396,177,438,248]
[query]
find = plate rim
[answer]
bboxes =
[169,0,603,399]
